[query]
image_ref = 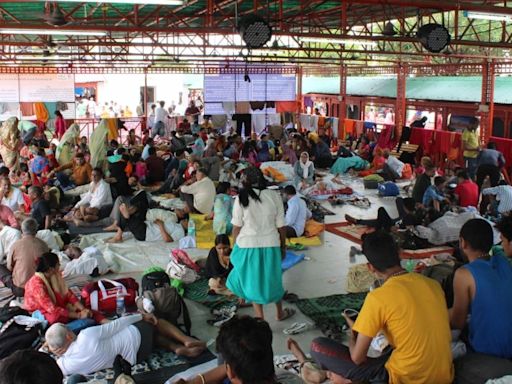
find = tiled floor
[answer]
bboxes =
[186,177,402,355]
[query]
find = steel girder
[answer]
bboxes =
[0,0,511,68]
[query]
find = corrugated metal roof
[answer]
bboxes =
[303,76,512,104]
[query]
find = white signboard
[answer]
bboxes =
[19,74,75,102]
[0,74,20,102]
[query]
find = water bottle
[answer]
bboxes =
[187,218,196,239]
[116,289,125,317]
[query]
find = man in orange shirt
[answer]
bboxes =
[49,153,92,190]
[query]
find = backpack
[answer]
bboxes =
[0,306,42,359]
[138,268,192,335]
[378,181,400,197]
[141,270,171,292]
[422,263,458,307]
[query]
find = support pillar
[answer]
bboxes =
[480,60,495,145]
[395,63,407,139]
[339,64,347,139]
[296,66,303,131]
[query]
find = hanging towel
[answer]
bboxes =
[106,118,118,141]
[34,102,49,123]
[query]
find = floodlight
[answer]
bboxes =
[238,15,272,49]
[416,23,451,53]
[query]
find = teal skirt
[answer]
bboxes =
[226,245,284,305]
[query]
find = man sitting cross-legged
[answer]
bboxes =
[309,230,454,384]
[45,312,206,376]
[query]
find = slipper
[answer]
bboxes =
[283,321,314,335]
[288,243,306,251]
[277,308,296,321]
[283,291,300,303]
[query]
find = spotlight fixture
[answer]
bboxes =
[382,22,397,36]
[416,23,451,53]
[238,14,272,49]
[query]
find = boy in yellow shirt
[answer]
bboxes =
[311,231,454,383]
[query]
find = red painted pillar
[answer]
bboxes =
[480,59,495,145]
[395,63,407,139]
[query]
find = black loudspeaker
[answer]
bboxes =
[416,23,451,53]
[238,15,272,49]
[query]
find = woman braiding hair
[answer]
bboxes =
[226,166,296,321]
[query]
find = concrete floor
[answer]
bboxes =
[186,176,402,356]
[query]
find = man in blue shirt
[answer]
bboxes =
[284,185,311,238]
[450,218,512,359]
[422,176,448,211]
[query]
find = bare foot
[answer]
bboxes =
[287,338,307,364]
[326,371,352,384]
[183,338,206,349]
[175,346,205,358]
[104,223,118,232]
[105,236,123,243]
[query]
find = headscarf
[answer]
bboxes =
[299,152,313,179]
[90,119,108,169]
[0,117,21,170]
[56,123,80,165]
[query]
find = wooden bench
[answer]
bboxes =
[391,142,419,158]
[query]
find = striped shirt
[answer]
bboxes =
[483,185,512,214]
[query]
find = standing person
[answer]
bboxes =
[54,111,67,140]
[310,230,454,384]
[462,122,480,180]
[147,104,156,134]
[226,167,295,321]
[153,101,168,138]
[476,141,505,189]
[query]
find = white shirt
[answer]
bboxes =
[180,177,216,214]
[232,189,286,248]
[285,195,312,237]
[145,221,185,242]
[482,185,512,214]
[386,156,405,177]
[154,107,168,124]
[0,225,20,264]
[75,179,113,209]
[57,314,143,376]
[2,187,24,212]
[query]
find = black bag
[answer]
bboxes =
[0,307,42,359]
[141,270,171,292]
[137,286,192,335]
[422,263,459,307]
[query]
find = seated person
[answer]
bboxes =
[293,152,315,190]
[106,191,186,243]
[145,147,165,184]
[0,203,19,229]
[0,177,26,213]
[179,168,216,215]
[310,231,454,383]
[27,185,51,230]
[0,220,21,264]
[412,165,435,204]
[68,168,113,224]
[0,218,49,297]
[345,197,423,231]
[379,149,405,181]
[454,170,479,208]
[24,252,107,333]
[0,350,63,384]
[311,138,333,169]
[205,234,233,296]
[284,185,311,238]
[48,153,92,190]
[206,182,233,236]
[174,316,301,384]
[482,181,512,217]
[358,147,386,177]
[423,176,449,211]
[107,151,132,198]
[450,218,512,359]
[46,312,207,376]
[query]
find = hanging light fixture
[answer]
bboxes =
[238,14,272,49]
[416,23,451,53]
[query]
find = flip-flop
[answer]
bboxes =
[283,321,314,335]
[288,243,307,251]
[283,291,300,303]
[277,308,296,321]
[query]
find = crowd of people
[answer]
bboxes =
[0,109,511,384]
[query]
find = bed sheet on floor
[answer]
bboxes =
[79,233,207,273]
[190,213,322,249]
